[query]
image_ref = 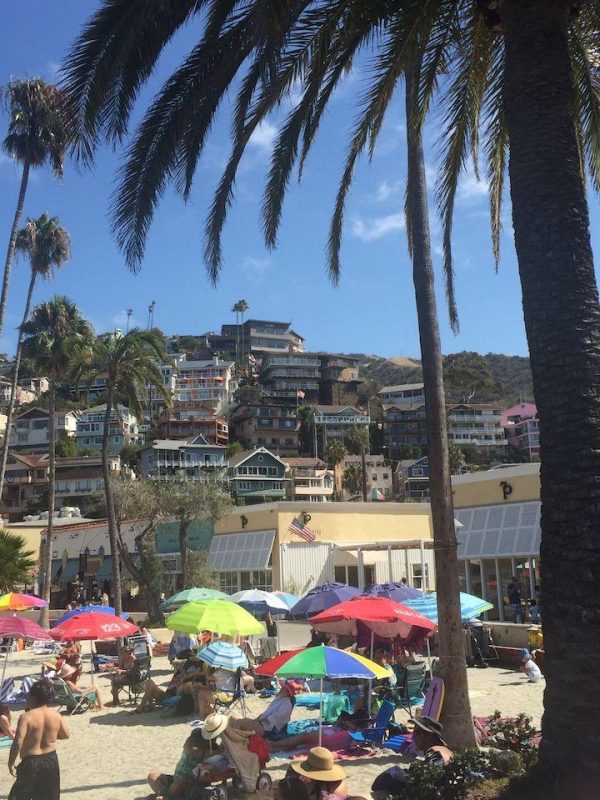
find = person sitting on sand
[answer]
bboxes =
[134,658,208,713]
[520,649,542,683]
[57,663,105,710]
[276,747,367,800]
[194,667,255,719]
[229,680,303,741]
[147,728,211,799]
[109,644,137,705]
[0,701,15,739]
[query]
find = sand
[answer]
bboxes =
[0,646,543,800]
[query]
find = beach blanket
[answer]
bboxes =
[0,678,15,703]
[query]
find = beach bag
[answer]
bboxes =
[371,766,407,798]
[247,734,270,767]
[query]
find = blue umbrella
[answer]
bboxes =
[229,590,289,616]
[273,591,300,609]
[403,592,494,624]
[197,641,248,671]
[289,583,361,620]
[54,605,128,625]
[364,582,424,602]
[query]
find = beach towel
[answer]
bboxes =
[0,678,15,703]
[0,736,12,749]
[222,726,260,792]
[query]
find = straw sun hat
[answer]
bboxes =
[291,748,346,782]
[201,713,229,740]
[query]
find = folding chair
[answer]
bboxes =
[396,663,426,718]
[348,699,395,749]
[49,677,96,715]
[214,667,247,717]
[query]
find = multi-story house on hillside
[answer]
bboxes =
[139,435,227,480]
[501,402,539,459]
[344,453,393,500]
[313,405,370,458]
[8,408,79,453]
[228,447,288,504]
[152,355,234,416]
[318,354,363,406]
[378,383,425,406]
[229,402,299,455]
[284,457,334,502]
[259,353,321,405]
[156,401,228,445]
[76,404,140,453]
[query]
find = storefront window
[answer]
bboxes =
[483,559,500,620]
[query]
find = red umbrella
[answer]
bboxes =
[310,596,436,640]
[51,612,138,641]
[0,615,52,683]
[255,648,305,676]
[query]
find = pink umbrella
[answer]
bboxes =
[0,592,48,612]
[0,614,52,683]
[51,612,139,683]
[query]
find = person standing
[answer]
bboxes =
[8,680,70,800]
[507,577,522,624]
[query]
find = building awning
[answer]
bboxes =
[209,530,275,572]
[455,501,541,558]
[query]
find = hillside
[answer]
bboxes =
[355,352,534,406]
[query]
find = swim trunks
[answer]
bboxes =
[9,751,60,800]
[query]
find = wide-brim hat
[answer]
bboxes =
[413,716,447,746]
[281,680,304,696]
[201,713,229,740]
[291,747,346,782]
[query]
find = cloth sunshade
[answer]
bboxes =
[166,600,264,636]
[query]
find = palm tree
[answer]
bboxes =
[74,329,170,616]
[296,403,316,457]
[61,1,600,771]
[0,79,66,346]
[0,530,36,593]
[20,297,93,627]
[0,215,71,503]
[326,441,347,501]
[231,301,240,371]
[237,299,249,367]
[342,463,364,500]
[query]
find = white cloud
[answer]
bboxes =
[374,179,402,202]
[241,256,271,280]
[111,310,142,330]
[457,168,489,203]
[351,211,405,242]
[249,121,278,153]
[47,61,60,79]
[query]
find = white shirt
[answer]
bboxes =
[213,668,236,692]
[523,659,542,683]
[258,695,293,732]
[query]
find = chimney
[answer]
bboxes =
[213,354,220,366]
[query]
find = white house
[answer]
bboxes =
[76,404,140,453]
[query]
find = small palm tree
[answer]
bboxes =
[342,463,364,500]
[0,215,71,502]
[74,329,171,616]
[296,404,316,457]
[0,79,66,346]
[326,441,347,501]
[235,299,249,366]
[0,529,36,593]
[20,297,93,626]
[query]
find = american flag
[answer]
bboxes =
[288,517,316,543]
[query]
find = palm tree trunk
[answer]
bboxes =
[405,61,476,748]
[39,378,56,628]
[0,161,30,346]
[0,270,37,504]
[102,389,123,617]
[502,0,600,779]
[178,519,189,590]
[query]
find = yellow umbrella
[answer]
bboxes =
[166,599,264,636]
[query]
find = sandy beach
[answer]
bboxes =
[0,645,543,800]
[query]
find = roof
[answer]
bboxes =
[285,457,326,468]
[383,403,426,412]
[228,446,287,469]
[144,436,225,451]
[7,452,49,469]
[80,403,134,415]
[379,383,424,394]
[315,404,366,415]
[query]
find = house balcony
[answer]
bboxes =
[314,415,370,425]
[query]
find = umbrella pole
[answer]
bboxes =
[367,630,374,716]
[90,641,95,685]
[318,677,323,746]
[426,638,432,674]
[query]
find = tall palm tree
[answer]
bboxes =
[231,301,240,371]
[61,0,600,772]
[296,403,316,457]
[0,216,71,504]
[237,299,249,367]
[0,79,66,346]
[74,329,170,616]
[20,297,93,627]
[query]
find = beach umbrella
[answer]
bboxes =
[166,600,264,637]
[310,596,436,643]
[289,583,361,620]
[161,587,228,609]
[273,645,391,744]
[0,615,51,683]
[54,604,128,625]
[51,611,139,684]
[197,641,248,671]
[0,592,47,612]
[272,591,300,609]
[403,592,494,624]
[229,590,289,616]
[364,582,424,602]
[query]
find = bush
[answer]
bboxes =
[392,749,489,800]
[487,712,538,770]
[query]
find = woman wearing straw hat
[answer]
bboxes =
[276,748,366,800]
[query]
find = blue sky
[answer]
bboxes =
[2,2,594,361]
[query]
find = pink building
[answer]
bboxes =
[501,402,539,457]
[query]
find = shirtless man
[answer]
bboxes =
[8,680,70,800]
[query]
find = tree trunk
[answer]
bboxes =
[0,270,37,505]
[39,378,56,628]
[102,390,123,617]
[405,61,475,748]
[0,161,30,347]
[179,520,189,590]
[502,0,600,781]
[361,447,368,502]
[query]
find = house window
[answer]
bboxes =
[268,467,277,476]
[383,473,389,480]
[413,468,424,476]
[273,482,283,490]
[372,475,378,482]
[412,563,430,591]
[17,434,28,443]
[238,481,250,490]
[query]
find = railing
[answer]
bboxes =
[314,415,370,424]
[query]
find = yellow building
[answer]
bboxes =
[452,463,541,622]
[211,501,435,596]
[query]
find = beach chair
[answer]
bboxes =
[115,657,151,705]
[214,668,247,717]
[421,676,445,722]
[49,677,96,715]
[396,663,426,718]
[348,699,395,749]
[0,678,16,703]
